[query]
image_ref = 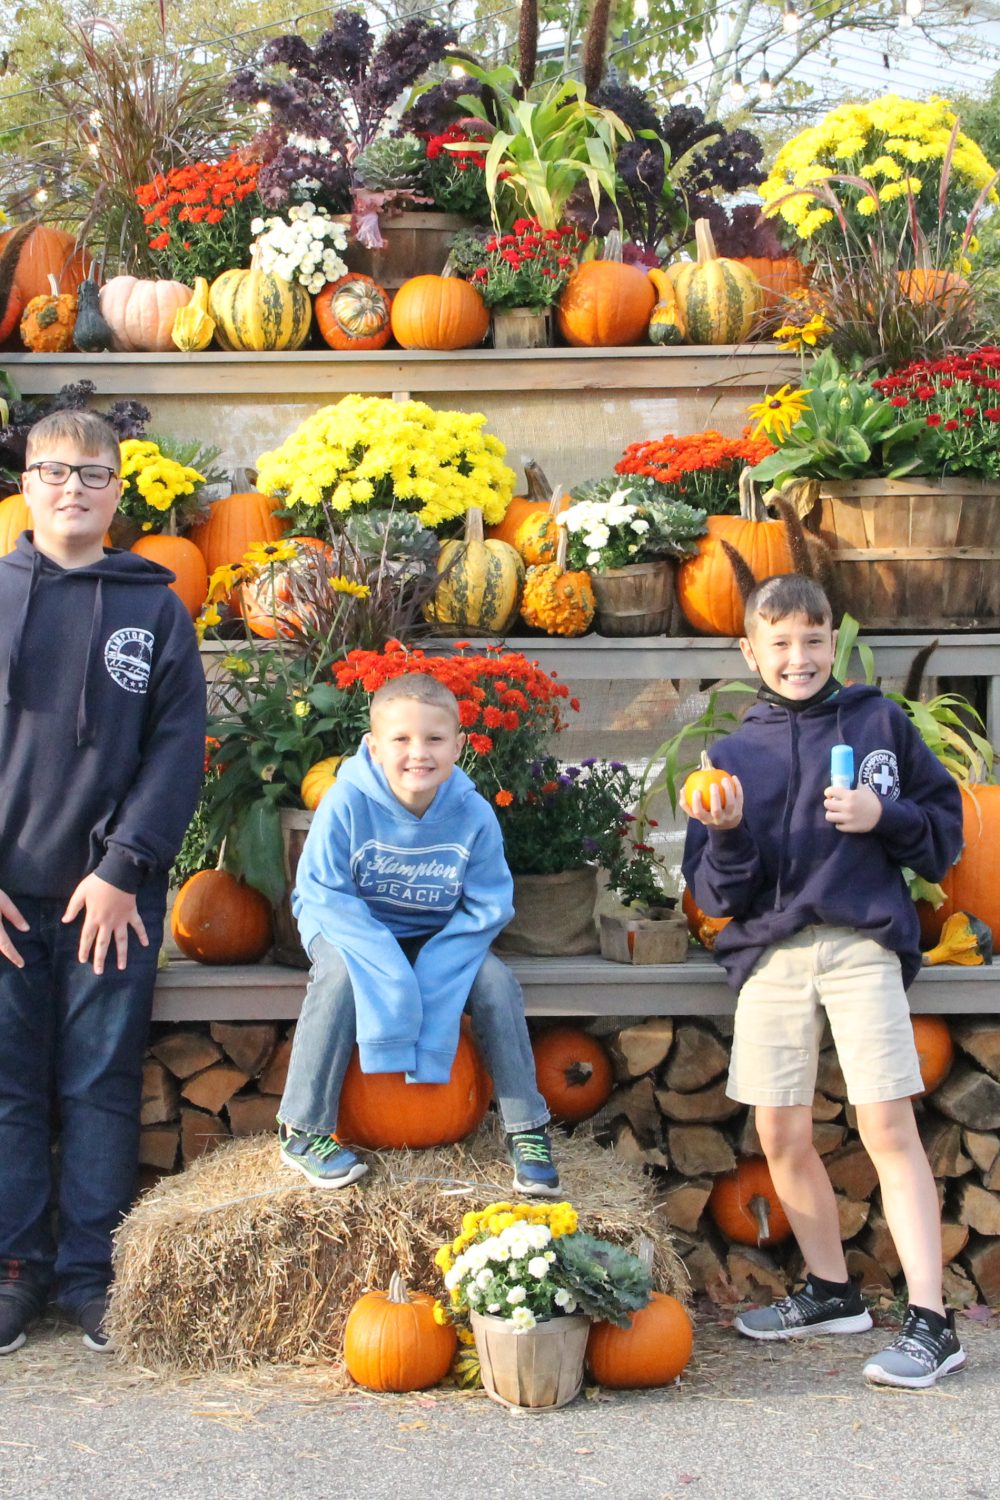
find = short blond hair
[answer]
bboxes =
[743,574,832,636]
[25,411,121,470]
[369,672,460,727]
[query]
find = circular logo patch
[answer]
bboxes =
[104,627,154,694]
[858,748,900,801]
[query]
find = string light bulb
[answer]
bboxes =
[33,187,49,206]
[782,1,801,34]
[758,59,774,100]
[450,63,466,79]
[729,67,746,104]
[905,0,924,14]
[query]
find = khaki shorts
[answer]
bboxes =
[728,926,923,1108]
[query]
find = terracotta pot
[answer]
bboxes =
[471,1310,590,1410]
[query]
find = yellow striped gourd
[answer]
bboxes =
[208,262,312,351]
[668,221,763,346]
[425,507,524,635]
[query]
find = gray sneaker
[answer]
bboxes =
[735,1278,873,1341]
[278,1124,368,1188]
[863,1306,966,1389]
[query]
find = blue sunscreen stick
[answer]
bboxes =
[830,743,854,789]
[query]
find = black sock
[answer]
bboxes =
[807,1272,853,1299]
[910,1304,948,1334]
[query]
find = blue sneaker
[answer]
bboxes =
[507,1128,560,1198]
[278,1124,368,1189]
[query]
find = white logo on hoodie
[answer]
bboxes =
[104,627,154,693]
[351,839,469,910]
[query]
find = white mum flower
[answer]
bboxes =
[527,1256,550,1280]
[475,1268,495,1290]
[554,1288,577,1310]
[527,1225,552,1249]
[506,1285,527,1305]
[511,1306,537,1332]
[250,217,265,235]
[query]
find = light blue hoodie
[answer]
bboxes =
[292,742,514,1083]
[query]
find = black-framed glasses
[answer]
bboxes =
[26,461,119,490]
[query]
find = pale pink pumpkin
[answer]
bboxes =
[98,276,193,352]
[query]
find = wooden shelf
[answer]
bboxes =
[152,953,1000,1022]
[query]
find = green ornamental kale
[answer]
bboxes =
[553,1232,653,1326]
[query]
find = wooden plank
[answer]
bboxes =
[151,955,1000,1022]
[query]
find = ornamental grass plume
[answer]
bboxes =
[254,395,515,534]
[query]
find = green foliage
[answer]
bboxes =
[552,1232,653,1327]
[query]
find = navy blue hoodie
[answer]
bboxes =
[0,533,206,898]
[681,683,964,993]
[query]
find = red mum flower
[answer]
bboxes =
[926,414,942,427]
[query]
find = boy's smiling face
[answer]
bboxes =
[739,610,837,700]
[22,442,121,568]
[366,697,465,815]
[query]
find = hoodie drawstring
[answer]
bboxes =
[773,712,798,911]
[3,548,43,709]
[76,577,104,747]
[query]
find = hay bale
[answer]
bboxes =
[109,1121,687,1373]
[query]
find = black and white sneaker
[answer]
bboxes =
[78,1294,113,1353]
[863,1306,966,1389]
[734,1277,873,1341]
[0,1292,33,1355]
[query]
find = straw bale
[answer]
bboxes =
[109,1121,687,1374]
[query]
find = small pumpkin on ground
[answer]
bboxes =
[72,265,114,353]
[531,1026,614,1124]
[424,506,524,636]
[666,220,764,346]
[485,459,568,547]
[390,273,489,351]
[335,1018,491,1149]
[519,526,595,637]
[130,534,208,619]
[209,257,312,352]
[99,275,193,353]
[586,1241,692,1389]
[170,869,274,964]
[300,754,345,811]
[707,1157,793,1247]
[171,277,216,352]
[344,1271,457,1393]
[910,1015,955,1097]
[315,273,392,351]
[681,885,730,950]
[20,274,77,353]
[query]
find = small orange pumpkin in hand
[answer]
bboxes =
[682,751,733,812]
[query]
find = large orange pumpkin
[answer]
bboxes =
[681,886,731,950]
[556,261,655,347]
[587,1293,693,1388]
[531,1025,614,1124]
[344,1271,457,1393]
[130,534,209,619]
[0,493,32,555]
[314,272,392,351]
[707,1157,793,1247]
[390,274,489,350]
[675,507,794,636]
[0,223,93,302]
[911,1015,954,1097]
[170,869,274,964]
[189,488,290,577]
[336,1019,491,1149]
[486,460,568,547]
[918,784,1000,948]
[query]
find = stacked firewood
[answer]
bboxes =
[138,1013,1000,1304]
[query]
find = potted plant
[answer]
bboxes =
[614,427,778,518]
[557,475,708,635]
[599,826,688,966]
[448,220,589,348]
[136,155,263,288]
[435,1198,652,1409]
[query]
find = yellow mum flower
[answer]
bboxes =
[293,699,311,718]
[746,384,810,442]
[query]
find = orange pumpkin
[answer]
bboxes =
[897,268,968,313]
[0,493,32,555]
[675,506,794,637]
[556,261,656,348]
[681,886,731,950]
[189,488,290,577]
[170,869,274,964]
[918,784,1000,948]
[531,1026,614,1124]
[390,274,489,350]
[239,536,331,638]
[733,255,811,316]
[344,1271,457,1393]
[911,1015,954,1097]
[707,1157,793,1247]
[0,223,30,344]
[486,460,568,547]
[315,272,392,351]
[513,490,567,567]
[336,1019,491,1149]
[682,751,733,812]
[98,275,193,353]
[130,534,209,619]
[587,1293,693,1388]
[0,223,93,302]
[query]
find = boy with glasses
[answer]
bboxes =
[0,412,205,1354]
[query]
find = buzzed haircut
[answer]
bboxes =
[25,410,121,469]
[743,574,833,636]
[369,672,461,727]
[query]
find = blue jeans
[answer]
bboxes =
[279,937,550,1137]
[0,881,166,1315]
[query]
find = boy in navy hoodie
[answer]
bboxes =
[278,671,559,1196]
[682,573,966,1390]
[0,412,205,1355]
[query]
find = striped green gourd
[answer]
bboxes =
[425,507,524,635]
[670,220,763,346]
[208,260,312,351]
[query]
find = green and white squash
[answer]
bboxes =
[425,507,524,635]
[208,258,312,352]
[669,221,763,346]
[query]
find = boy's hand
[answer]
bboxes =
[62,874,148,975]
[680,775,744,830]
[0,888,30,968]
[824,784,883,834]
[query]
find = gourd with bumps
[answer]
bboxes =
[20,274,77,353]
[520,526,596,637]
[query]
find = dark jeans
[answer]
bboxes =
[0,880,166,1315]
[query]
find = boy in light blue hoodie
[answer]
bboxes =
[277,672,559,1195]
